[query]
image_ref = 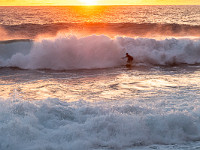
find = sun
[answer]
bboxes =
[79,0,98,5]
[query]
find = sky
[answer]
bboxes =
[0,0,200,6]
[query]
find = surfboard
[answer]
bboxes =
[125,63,133,68]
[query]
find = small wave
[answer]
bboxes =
[1,23,200,40]
[0,98,200,150]
[1,35,200,70]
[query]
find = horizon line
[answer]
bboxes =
[0,4,200,6]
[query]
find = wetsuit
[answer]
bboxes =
[126,54,133,63]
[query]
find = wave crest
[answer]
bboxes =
[1,35,200,70]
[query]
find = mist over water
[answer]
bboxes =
[2,23,200,41]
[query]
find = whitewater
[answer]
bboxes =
[1,35,200,70]
[1,5,200,150]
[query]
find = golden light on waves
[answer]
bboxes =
[79,0,98,5]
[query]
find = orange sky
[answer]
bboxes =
[0,0,200,6]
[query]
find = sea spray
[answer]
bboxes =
[1,35,123,70]
[1,35,200,70]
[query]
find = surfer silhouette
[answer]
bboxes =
[123,53,133,64]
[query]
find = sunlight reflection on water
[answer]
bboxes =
[1,66,200,102]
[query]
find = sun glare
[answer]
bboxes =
[79,0,98,5]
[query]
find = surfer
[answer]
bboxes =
[123,53,134,64]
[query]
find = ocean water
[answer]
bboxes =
[1,5,200,150]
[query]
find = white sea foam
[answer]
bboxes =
[0,97,200,150]
[1,35,200,70]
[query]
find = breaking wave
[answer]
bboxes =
[0,97,200,150]
[0,35,200,70]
